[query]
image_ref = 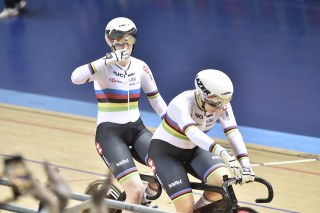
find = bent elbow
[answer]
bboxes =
[71,69,83,85]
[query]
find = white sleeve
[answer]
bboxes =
[185,126,225,155]
[71,58,105,85]
[170,98,225,155]
[140,64,167,118]
[219,103,251,167]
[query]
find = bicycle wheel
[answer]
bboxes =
[82,179,123,213]
[234,206,259,213]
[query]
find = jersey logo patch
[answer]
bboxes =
[222,104,227,111]
[143,65,150,74]
[96,142,103,155]
[148,158,156,173]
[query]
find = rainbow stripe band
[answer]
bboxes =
[88,63,97,75]
[203,163,228,183]
[209,142,218,153]
[162,114,196,140]
[170,188,193,203]
[146,90,160,99]
[95,88,141,112]
[237,153,249,161]
[183,123,196,133]
[116,167,139,184]
[224,125,238,136]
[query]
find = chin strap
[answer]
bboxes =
[195,92,206,112]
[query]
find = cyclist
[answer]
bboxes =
[148,69,255,213]
[71,17,167,212]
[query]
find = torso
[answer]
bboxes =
[153,90,225,149]
[89,57,157,125]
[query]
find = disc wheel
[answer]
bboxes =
[82,179,123,213]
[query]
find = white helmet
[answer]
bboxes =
[105,17,137,50]
[195,69,234,107]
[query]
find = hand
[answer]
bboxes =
[105,49,129,65]
[220,149,242,178]
[44,163,70,212]
[241,167,255,183]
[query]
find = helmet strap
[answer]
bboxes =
[201,100,207,113]
[195,92,206,112]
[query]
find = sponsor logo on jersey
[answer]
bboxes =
[155,174,164,190]
[113,71,125,78]
[143,65,150,74]
[195,113,203,119]
[109,77,125,84]
[116,159,129,167]
[148,158,156,173]
[222,105,227,111]
[129,77,136,82]
[207,118,214,123]
[211,156,221,161]
[96,142,103,155]
[109,78,116,82]
[102,155,110,167]
[128,72,135,77]
[168,179,182,189]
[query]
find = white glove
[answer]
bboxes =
[220,149,242,178]
[105,49,129,65]
[241,167,255,183]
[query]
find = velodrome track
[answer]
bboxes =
[0,93,319,213]
[1,0,320,212]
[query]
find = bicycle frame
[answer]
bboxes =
[86,173,274,213]
[138,174,274,213]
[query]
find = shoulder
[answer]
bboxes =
[91,57,105,65]
[175,90,196,101]
[170,90,195,107]
[90,57,108,70]
[130,57,151,73]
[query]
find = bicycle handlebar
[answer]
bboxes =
[253,177,274,203]
[221,176,274,204]
[140,174,273,204]
[140,174,162,200]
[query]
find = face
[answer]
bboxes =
[114,43,133,55]
[204,102,223,114]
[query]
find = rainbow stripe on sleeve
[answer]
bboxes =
[161,114,196,140]
[95,88,141,112]
[88,63,97,75]
[209,142,219,154]
[146,90,160,99]
[224,125,238,136]
[237,153,249,161]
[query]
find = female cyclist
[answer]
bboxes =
[71,17,167,212]
[148,69,255,213]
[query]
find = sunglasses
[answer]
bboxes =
[107,34,136,47]
[203,95,232,108]
[205,100,224,108]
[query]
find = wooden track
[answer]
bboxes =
[0,103,319,213]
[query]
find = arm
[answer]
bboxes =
[220,104,255,182]
[171,98,241,177]
[71,63,98,85]
[141,64,167,118]
[71,50,129,85]
[219,104,251,167]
